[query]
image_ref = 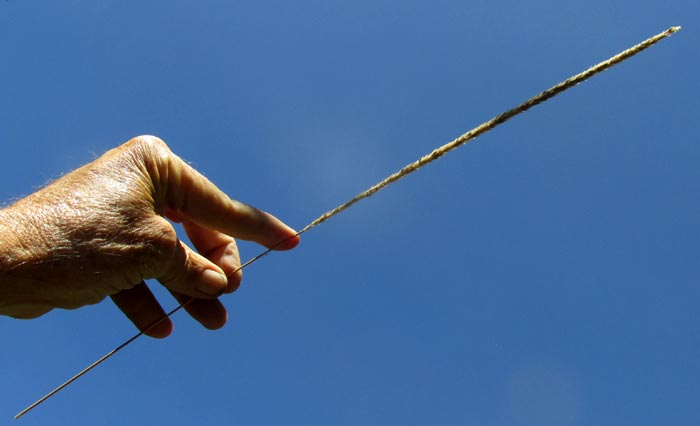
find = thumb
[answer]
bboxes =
[157,239,229,299]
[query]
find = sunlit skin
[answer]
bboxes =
[0,136,299,338]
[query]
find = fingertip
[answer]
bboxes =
[196,269,229,297]
[275,233,300,251]
[225,270,242,294]
[267,220,301,251]
[111,283,175,339]
[171,292,229,330]
[144,318,174,339]
[204,310,228,330]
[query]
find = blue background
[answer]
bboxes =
[1,1,697,425]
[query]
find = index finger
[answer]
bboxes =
[137,136,300,250]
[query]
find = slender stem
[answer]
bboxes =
[15,26,680,420]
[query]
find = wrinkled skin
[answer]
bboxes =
[0,136,299,337]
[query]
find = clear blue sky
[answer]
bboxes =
[1,1,697,425]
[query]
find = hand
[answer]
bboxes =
[0,136,300,337]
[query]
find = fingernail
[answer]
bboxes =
[198,270,228,296]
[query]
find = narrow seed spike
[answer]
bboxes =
[15,26,680,420]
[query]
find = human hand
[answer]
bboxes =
[0,136,299,337]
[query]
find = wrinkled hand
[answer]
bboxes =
[0,136,299,337]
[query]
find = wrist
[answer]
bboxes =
[0,206,28,271]
[0,206,51,318]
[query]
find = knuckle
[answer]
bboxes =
[121,136,179,208]
[122,135,173,170]
[158,245,189,287]
[134,218,182,279]
[126,135,168,152]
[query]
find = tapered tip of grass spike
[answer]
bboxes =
[669,26,681,33]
